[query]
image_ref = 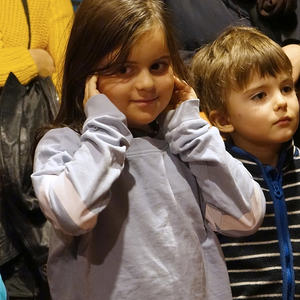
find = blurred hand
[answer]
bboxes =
[282,44,300,83]
[29,49,55,77]
[83,75,100,107]
[167,76,197,110]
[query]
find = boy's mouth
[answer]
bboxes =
[274,116,292,125]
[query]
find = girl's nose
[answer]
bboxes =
[135,69,155,92]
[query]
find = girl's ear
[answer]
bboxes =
[209,110,234,133]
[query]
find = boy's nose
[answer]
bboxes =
[135,69,155,91]
[274,93,288,111]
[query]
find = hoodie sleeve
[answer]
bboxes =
[162,99,266,237]
[31,94,132,236]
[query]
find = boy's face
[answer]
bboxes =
[223,71,299,151]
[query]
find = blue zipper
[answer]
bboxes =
[271,179,294,300]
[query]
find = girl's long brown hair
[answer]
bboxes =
[54,0,187,133]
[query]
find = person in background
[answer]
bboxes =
[191,25,300,299]
[164,0,300,62]
[0,0,74,95]
[0,1,73,299]
[31,0,265,299]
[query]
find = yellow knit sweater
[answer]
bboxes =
[0,0,74,92]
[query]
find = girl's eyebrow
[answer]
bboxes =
[155,55,171,60]
[126,55,171,64]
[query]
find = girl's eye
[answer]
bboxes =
[118,65,132,75]
[251,92,266,101]
[150,62,169,74]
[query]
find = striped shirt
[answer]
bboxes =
[219,140,300,299]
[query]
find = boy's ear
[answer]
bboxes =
[209,110,234,133]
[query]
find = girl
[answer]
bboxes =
[31,0,265,299]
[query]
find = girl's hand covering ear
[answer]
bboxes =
[167,76,197,110]
[83,75,100,107]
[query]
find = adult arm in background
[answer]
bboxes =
[47,0,74,94]
[282,43,300,84]
[283,43,300,146]
[0,0,73,93]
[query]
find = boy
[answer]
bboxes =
[191,26,300,299]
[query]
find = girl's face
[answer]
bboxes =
[97,25,175,128]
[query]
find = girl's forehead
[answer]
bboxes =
[97,25,169,70]
[98,48,120,68]
[129,26,168,56]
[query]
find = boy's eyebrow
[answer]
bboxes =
[243,84,266,94]
[243,76,293,94]
[281,77,294,84]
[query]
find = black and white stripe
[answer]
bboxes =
[219,143,300,299]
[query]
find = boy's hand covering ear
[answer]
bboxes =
[83,75,100,107]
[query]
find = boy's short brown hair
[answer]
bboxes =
[191,26,293,118]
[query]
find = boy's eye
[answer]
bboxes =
[282,85,294,94]
[251,92,266,101]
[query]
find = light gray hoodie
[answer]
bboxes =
[32,95,265,300]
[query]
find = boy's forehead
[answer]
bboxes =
[230,68,292,93]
